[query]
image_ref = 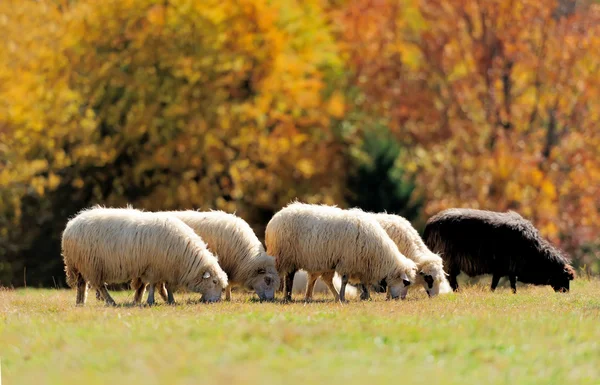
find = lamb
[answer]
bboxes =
[423,208,575,293]
[265,202,418,302]
[307,212,451,299]
[135,210,280,302]
[62,206,228,306]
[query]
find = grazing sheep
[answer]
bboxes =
[265,202,417,302]
[370,213,452,296]
[423,208,575,293]
[307,212,451,299]
[137,211,280,302]
[62,206,228,306]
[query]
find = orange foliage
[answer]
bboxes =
[335,0,600,252]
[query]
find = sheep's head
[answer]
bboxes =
[190,265,228,303]
[417,258,451,297]
[550,264,575,293]
[245,255,280,301]
[387,263,418,300]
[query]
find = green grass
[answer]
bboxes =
[1,279,600,385]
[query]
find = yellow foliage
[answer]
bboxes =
[296,159,315,178]
[327,91,346,119]
[146,4,165,26]
[0,0,356,275]
[540,179,557,200]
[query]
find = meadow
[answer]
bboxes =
[1,279,599,385]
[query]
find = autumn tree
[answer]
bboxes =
[0,0,358,286]
[334,0,600,265]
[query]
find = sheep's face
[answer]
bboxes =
[418,273,450,297]
[388,267,417,300]
[417,264,451,297]
[247,266,280,301]
[550,264,575,293]
[191,268,225,302]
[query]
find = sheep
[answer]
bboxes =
[370,213,452,296]
[62,206,228,306]
[423,208,575,293]
[135,210,280,302]
[306,212,452,299]
[265,202,418,302]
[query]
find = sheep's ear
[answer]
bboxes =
[203,271,211,279]
[564,265,575,280]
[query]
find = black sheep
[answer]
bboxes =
[423,208,575,293]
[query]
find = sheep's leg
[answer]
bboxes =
[158,283,168,303]
[225,286,232,301]
[449,266,460,292]
[94,283,109,302]
[320,271,339,301]
[490,274,501,292]
[374,279,387,293]
[304,273,319,302]
[284,269,297,302]
[359,283,370,300]
[339,274,349,303]
[146,284,156,306]
[509,275,517,294]
[133,285,146,304]
[164,283,175,304]
[75,273,88,306]
[97,285,117,307]
[132,278,146,304]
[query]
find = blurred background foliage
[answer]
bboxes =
[0,0,599,286]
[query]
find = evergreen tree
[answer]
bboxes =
[346,129,422,222]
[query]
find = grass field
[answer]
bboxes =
[1,279,600,385]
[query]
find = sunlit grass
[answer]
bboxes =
[1,279,599,385]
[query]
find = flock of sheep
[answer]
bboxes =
[62,202,576,306]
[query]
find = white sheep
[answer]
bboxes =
[265,202,417,302]
[372,213,451,296]
[135,210,280,302]
[308,212,451,299]
[62,206,228,306]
